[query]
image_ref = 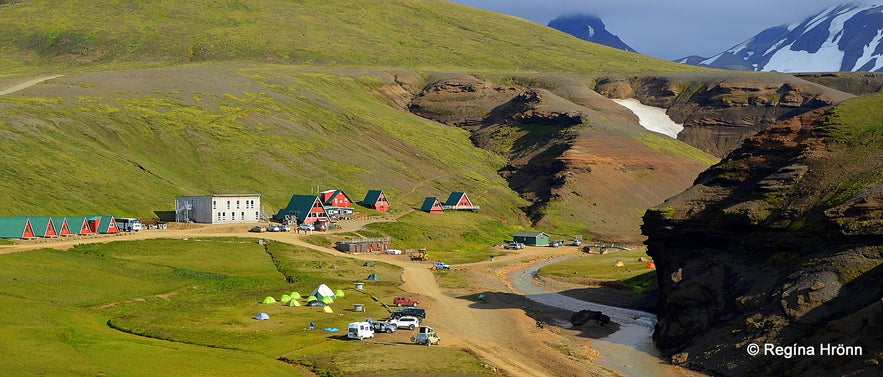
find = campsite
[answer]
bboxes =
[0,222,666,376]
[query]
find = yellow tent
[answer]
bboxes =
[323,306,333,314]
[614,260,625,267]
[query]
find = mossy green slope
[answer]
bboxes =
[0,0,698,74]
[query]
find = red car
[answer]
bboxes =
[393,296,419,307]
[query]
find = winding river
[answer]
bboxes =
[507,256,698,377]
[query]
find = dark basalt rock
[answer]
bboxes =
[642,110,883,376]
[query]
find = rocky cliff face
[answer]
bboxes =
[642,108,883,376]
[596,73,853,158]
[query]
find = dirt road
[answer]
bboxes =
[0,223,698,376]
[0,75,63,96]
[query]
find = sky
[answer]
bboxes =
[448,0,850,60]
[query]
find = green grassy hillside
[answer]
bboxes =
[0,0,697,74]
[0,66,526,223]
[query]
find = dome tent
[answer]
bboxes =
[262,296,277,304]
[310,283,336,300]
[335,289,345,297]
[281,294,291,303]
[290,292,302,300]
[321,296,334,304]
[284,299,300,307]
[254,312,270,320]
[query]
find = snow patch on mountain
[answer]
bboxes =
[678,2,883,72]
[613,99,683,139]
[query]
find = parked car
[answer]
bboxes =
[347,322,374,340]
[503,242,524,250]
[394,316,420,330]
[432,261,451,270]
[297,223,315,231]
[411,326,440,346]
[549,240,564,247]
[393,296,420,307]
[371,321,397,333]
[385,249,402,255]
[572,239,582,246]
[267,225,283,232]
[390,307,426,320]
[249,226,266,233]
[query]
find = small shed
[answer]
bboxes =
[362,190,389,212]
[420,197,443,214]
[335,237,391,253]
[513,231,551,247]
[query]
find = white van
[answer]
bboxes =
[347,322,374,340]
[116,218,142,232]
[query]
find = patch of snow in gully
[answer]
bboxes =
[613,98,683,138]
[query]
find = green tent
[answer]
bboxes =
[335,289,345,298]
[280,294,291,303]
[321,296,334,304]
[306,295,317,302]
[291,292,302,300]
[262,296,277,304]
[284,299,300,307]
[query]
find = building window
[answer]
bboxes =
[236,200,240,209]
[232,212,235,221]
[241,212,245,220]
[217,212,222,222]
[226,201,231,209]
[212,200,217,210]
[255,211,259,220]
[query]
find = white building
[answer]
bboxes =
[175,194,262,224]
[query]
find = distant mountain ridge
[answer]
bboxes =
[547,14,637,53]
[679,2,883,72]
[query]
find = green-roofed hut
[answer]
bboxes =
[362,190,389,212]
[0,217,36,239]
[88,216,119,234]
[443,192,479,211]
[66,217,94,236]
[420,197,443,214]
[50,217,73,236]
[273,194,329,225]
[513,231,551,247]
[17,216,58,238]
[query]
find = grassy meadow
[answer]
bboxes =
[0,238,494,376]
[538,249,657,294]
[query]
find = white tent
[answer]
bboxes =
[255,312,270,320]
[311,283,336,300]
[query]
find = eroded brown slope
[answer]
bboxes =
[405,74,714,242]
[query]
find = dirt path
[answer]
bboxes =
[0,75,63,96]
[1,223,690,376]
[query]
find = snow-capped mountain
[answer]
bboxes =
[547,14,637,53]
[679,2,883,72]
